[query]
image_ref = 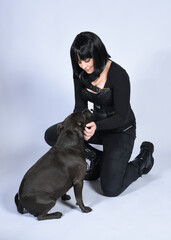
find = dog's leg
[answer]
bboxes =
[21,194,63,221]
[73,179,92,213]
[61,193,71,201]
[37,212,62,221]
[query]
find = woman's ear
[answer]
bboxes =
[57,122,64,135]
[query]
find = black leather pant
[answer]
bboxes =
[44,124,139,197]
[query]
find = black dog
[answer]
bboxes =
[14,109,93,220]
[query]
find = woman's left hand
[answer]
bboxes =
[84,122,97,141]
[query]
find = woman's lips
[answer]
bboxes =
[85,67,93,72]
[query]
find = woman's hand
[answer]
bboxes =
[84,122,97,141]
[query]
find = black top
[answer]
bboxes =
[79,70,113,107]
[73,61,136,132]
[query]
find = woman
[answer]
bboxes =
[45,31,154,197]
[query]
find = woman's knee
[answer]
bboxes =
[100,159,125,197]
[100,178,123,197]
[44,128,51,145]
[44,124,58,146]
[100,146,133,197]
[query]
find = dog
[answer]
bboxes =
[14,109,93,220]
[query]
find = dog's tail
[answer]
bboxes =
[14,193,24,214]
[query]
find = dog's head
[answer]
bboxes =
[57,109,93,139]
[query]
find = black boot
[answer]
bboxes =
[131,141,154,176]
[84,143,102,181]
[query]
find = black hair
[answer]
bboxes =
[70,31,111,79]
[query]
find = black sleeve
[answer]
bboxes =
[73,75,88,113]
[96,69,131,131]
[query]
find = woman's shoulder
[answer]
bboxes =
[110,60,127,75]
[109,60,130,84]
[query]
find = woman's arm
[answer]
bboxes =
[96,69,131,131]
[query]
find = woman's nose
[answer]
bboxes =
[81,62,87,70]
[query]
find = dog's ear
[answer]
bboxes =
[57,122,64,134]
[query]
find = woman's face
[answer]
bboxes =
[77,56,95,74]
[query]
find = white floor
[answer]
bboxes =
[0,142,171,240]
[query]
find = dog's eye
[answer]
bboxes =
[77,122,82,126]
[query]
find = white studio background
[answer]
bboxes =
[0,1,171,240]
[1,0,171,155]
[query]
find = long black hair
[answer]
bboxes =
[70,31,111,79]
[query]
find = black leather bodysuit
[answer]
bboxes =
[79,71,115,121]
[74,61,136,132]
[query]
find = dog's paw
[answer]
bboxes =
[53,212,63,218]
[82,206,92,213]
[61,194,71,201]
